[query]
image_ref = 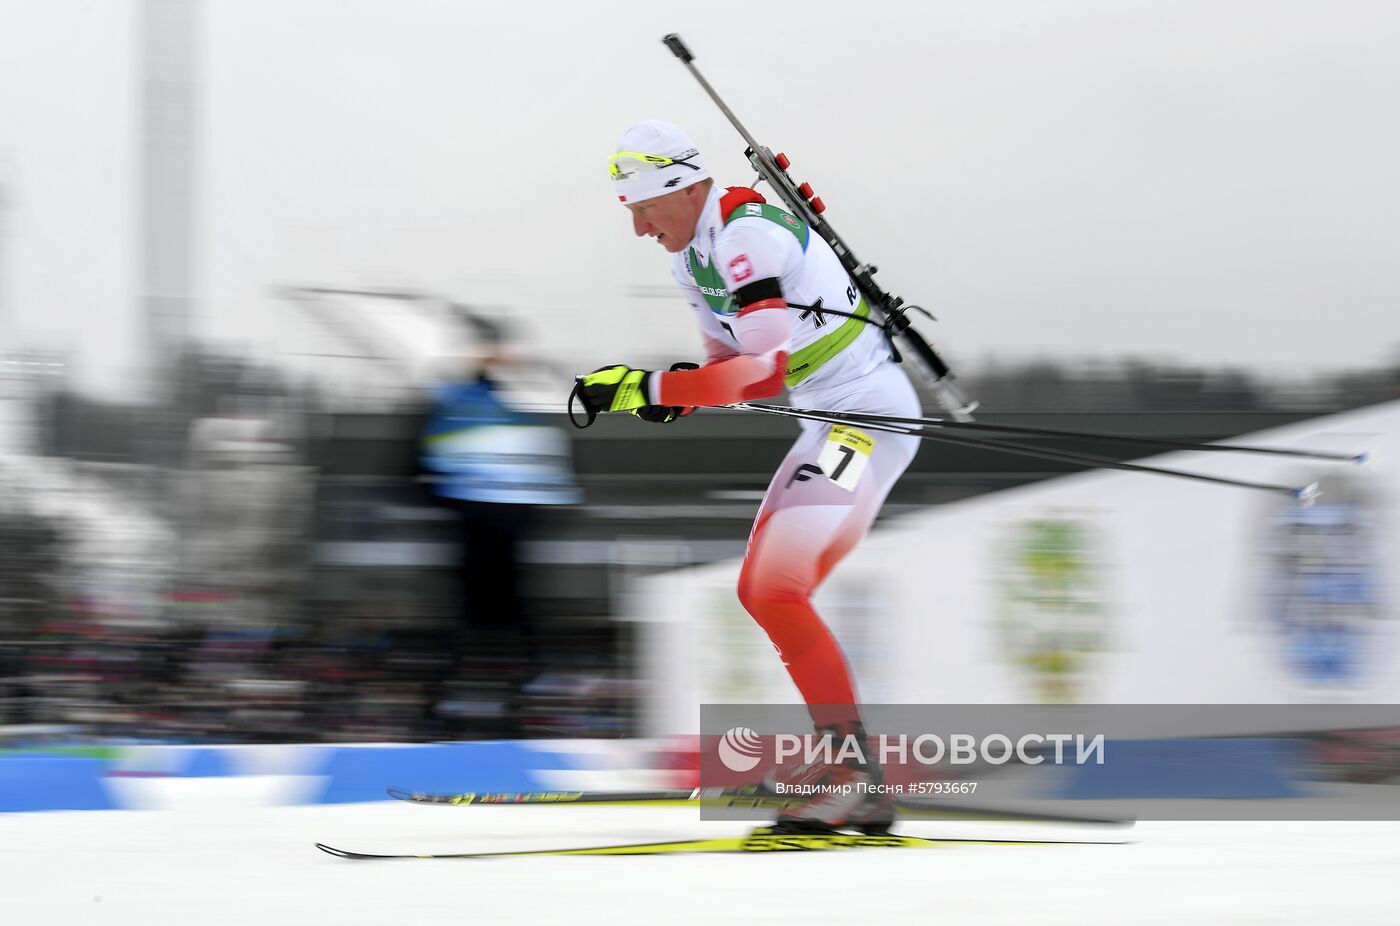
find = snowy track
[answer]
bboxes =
[4,802,1399,924]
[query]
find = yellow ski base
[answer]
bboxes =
[316,828,1116,860]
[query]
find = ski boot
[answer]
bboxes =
[763,720,896,835]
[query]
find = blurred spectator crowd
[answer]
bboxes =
[0,344,624,746]
[2,342,1398,746]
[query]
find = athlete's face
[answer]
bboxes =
[626,183,707,254]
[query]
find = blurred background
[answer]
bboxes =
[1,0,1398,753]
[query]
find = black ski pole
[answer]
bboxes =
[728,403,1320,501]
[737,403,1368,464]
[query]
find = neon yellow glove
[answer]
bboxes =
[578,364,653,415]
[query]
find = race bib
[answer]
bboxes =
[816,426,875,492]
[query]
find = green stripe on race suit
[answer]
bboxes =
[727,201,809,250]
[784,296,870,387]
[687,202,867,386]
[688,254,734,315]
[688,202,809,315]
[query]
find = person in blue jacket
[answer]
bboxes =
[420,322,580,733]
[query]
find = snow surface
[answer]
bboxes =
[4,802,1400,925]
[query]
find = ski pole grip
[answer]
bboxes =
[662,33,694,62]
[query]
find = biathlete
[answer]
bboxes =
[577,120,920,832]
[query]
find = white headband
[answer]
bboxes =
[611,120,710,204]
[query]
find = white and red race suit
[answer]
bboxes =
[650,184,920,728]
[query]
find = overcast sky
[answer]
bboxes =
[2,0,1398,398]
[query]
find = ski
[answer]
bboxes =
[386,786,704,808]
[316,827,1127,860]
[385,786,1132,828]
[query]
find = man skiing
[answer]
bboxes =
[577,120,921,832]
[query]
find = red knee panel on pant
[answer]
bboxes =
[737,564,857,710]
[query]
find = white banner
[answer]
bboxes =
[631,402,1399,735]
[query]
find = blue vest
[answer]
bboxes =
[420,379,581,505]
